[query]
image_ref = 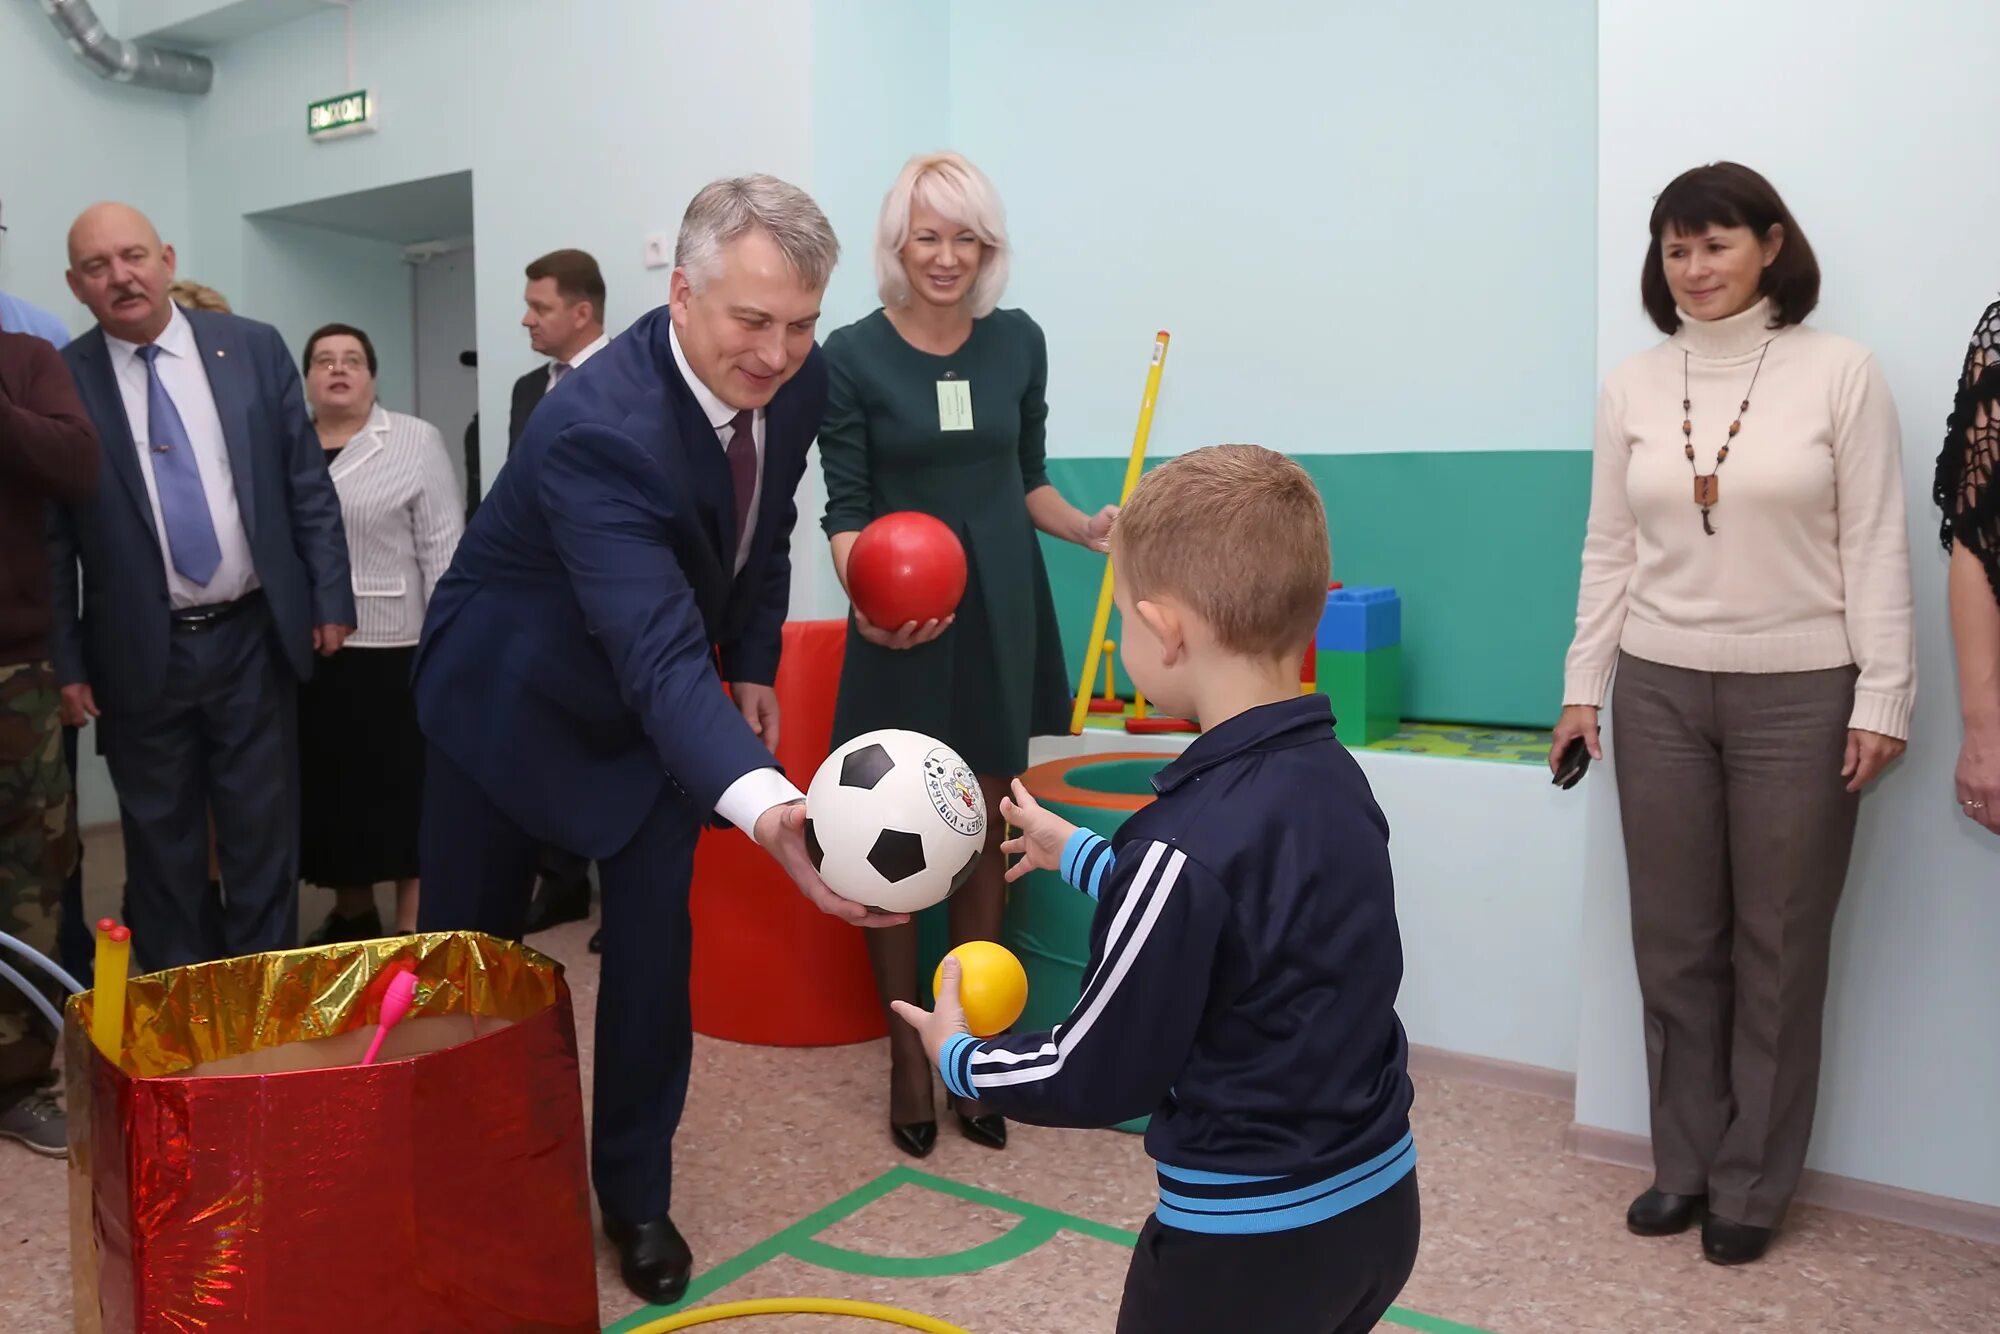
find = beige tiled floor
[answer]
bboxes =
[4,829,1997,1332]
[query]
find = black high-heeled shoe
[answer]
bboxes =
[947,1094,1007,1149]
[890,1119,937,1158]
[889,1064,936,1158]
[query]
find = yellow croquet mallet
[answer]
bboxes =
[1070,330,1170,734]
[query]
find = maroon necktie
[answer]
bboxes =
[726,409,758,545]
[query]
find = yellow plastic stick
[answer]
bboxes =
[1071,330,1170,734]
[91,919,130,1063]
[1101,640,1116,701]
[1133,689,1149,720]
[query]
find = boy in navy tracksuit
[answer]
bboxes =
[896,444,1419,1333]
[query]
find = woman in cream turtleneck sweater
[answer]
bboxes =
[1551,163,1915,1266]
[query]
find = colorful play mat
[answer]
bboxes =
[1079,708,1552,767]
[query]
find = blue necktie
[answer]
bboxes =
[137,344,222,586]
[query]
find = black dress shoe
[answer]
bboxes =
[1702,1214,1772,1265]
[1626,1187,1705,1236]
[956,1110,1007,1149]
[890,1119,937,1158]
[603,1214,692,1305]
[523,873,591,935]
[305,905,383,947]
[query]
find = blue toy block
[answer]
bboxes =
[1317,586,1400,653]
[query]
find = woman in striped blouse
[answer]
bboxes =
[299,323,464,943]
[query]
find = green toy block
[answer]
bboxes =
[1317,645,1401,746]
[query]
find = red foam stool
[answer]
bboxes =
[689,620,888,1046]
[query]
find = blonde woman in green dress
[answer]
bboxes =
[819,151,1115,1158]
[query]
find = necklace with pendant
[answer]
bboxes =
[1682,340,1773,535]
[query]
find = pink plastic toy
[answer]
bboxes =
[360,969,420,1067]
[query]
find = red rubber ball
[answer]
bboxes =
[848,512,967,629]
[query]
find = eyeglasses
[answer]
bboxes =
[310,353,369,372]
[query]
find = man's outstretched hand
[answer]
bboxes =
[753,800,909,928]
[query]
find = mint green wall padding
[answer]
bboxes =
[1062,759,1170,797]
[1039,452,1591,730]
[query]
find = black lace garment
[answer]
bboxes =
[1934,299,2000,601]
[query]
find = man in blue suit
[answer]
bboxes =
[50,202,354,971]
[414,176,903,1305]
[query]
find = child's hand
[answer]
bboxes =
[890,955,970,1068]
[999,779,1077,884]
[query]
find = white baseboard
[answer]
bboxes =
[1407,1044,1578,1102]
[1405,1044,2000,1245]
[1564,1121,2000,1246]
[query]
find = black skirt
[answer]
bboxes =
[298,644,424,886]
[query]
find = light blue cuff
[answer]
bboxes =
[939,1031,980,1101]
[1060,828,1114,900]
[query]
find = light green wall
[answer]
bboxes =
[1041,452,1591,729]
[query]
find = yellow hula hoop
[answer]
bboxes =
[621,1297,972,1333]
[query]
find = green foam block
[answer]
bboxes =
[1318,645,1401,746]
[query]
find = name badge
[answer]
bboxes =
[937,378,974,432]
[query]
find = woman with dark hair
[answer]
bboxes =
[297,323,463,942]
[1550,163,1914,1264]
[1933,299,2000,832]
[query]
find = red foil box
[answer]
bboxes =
[63,932,597,1333]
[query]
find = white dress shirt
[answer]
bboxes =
[663,324,797,833]
[668,324,764,574]
[105,303,259,608]
[547,331,609,390]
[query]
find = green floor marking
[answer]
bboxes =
[1375,1312,1497,1334]
[895,1167,1140,1251]
[603,1165,1493,1334]
[788,1217,1061,1280]
[602,1169,911,1333]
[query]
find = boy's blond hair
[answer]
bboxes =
[1112,444,1330,658]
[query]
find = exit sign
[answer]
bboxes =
[308,90,376,140]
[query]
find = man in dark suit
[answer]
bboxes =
[507,248,607,938]
[507,247,606,454]
[50,202,354,972]
[414,176,902,1305]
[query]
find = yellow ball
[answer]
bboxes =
[934,940,1028,1038]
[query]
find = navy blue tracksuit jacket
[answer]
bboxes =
[940,693,1416,1234]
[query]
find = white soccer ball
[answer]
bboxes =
[805,729,987,913]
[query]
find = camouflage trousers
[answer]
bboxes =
[0,660,77,1089]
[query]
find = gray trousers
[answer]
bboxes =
[102,598,299,973]
[1610,651,1861,1228]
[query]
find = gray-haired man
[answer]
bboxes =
[411,176,905,1304]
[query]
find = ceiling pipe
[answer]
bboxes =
[40,0,215,96]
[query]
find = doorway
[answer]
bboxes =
[408,240,479,506]
[244,169,478,512]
